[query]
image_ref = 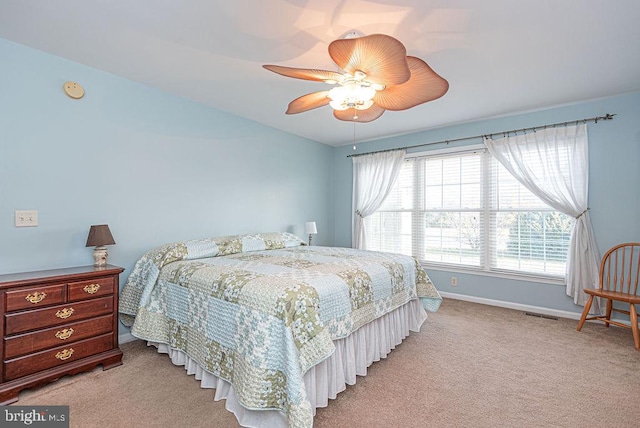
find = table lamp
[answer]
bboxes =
[305,221,317,246]
[86,224,116,267]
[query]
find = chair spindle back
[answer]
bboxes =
[600,243,640,295]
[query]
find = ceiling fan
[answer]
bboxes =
[263,33,449,123]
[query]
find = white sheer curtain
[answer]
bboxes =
[484,124,602,314]
[352,149,406,249]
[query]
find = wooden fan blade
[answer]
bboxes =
[373,56,449,111]
[328,34,410,85]
[286,91,331,114]
[263,65,343,82]
[333,104,385,123]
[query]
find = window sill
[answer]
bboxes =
[420,262,566,286]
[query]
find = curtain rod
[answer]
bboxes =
[346,113,616,158]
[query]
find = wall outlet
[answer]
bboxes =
[450,276,458,286]
[15,210,38,227]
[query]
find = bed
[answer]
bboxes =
[119,232,442,427]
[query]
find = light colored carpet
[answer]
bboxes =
[14,299,640,427]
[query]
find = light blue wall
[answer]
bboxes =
[3,35,640,323]
[333,91,640,315]
[0,39,334,291]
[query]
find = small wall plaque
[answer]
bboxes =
[63,81,85,99]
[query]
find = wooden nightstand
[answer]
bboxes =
[0,264,124,404]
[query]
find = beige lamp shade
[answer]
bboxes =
[305,222,317,235]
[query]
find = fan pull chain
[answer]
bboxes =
[352,121,357,151]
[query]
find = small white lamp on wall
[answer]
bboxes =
[305,221,318,246]
[86,224,116,267]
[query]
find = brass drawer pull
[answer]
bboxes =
[55,308,74,319]
[55,328,75,340]
[55,348,74,360]
[83,283,101,294]
[25,292,47,304]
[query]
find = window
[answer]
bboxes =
[365,146,574,279]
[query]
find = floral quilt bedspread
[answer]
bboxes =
[119,232,441,427]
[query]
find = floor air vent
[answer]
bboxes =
[525,312,558,320]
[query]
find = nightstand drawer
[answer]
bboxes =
[3,334,113,381]
[68,277,114,301]
[4,315,113,359]
[5,284,66,312]
[5,297,113,335]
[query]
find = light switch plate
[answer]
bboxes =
[15,210,38,227]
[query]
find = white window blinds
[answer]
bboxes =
[364,146,574,279]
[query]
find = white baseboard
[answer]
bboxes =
[439,291,635,327]
[439,291,584,320]
[119,332,137,344]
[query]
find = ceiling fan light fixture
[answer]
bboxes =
[328,82,376,111]
[354,70,367,80]
[357,99,375,110]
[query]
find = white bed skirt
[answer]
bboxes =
[152,298,428,427]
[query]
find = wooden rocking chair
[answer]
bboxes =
[577,242,640,350]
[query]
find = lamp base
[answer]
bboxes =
[308,234,313,246]
[92,246,108,267]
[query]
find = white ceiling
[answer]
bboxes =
[1,0,639,147]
